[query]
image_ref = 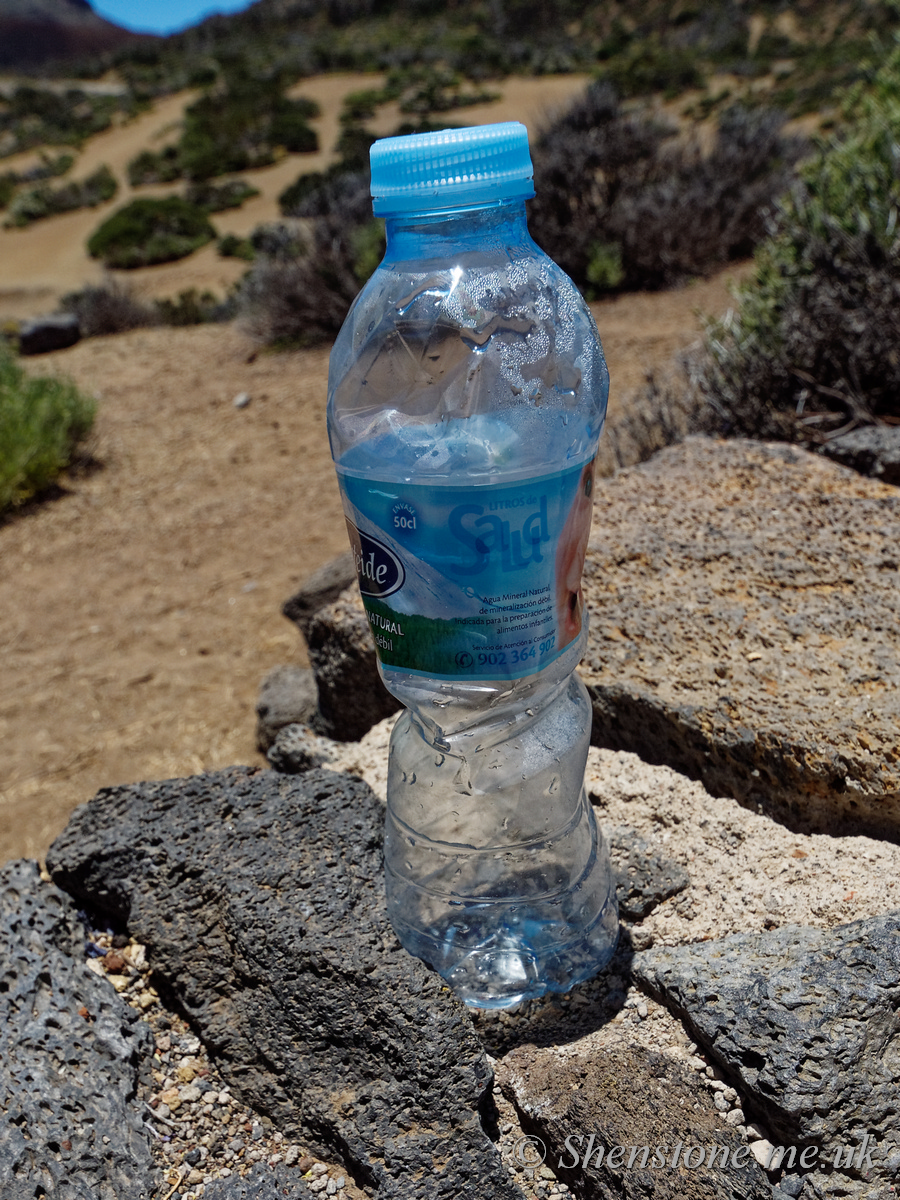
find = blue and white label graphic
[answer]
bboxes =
[337,457,596,680]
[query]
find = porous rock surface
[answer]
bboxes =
[633,913,900,1187]
[255,663,318,752]
[0,858,159,1199]
[47,766,524,1200]
[305,589,399,741]
[582,438,900,837]
[498,1041,771,1199]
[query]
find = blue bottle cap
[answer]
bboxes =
[369,121,534,217]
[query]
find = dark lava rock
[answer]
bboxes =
[18,312,81,354]
[266,721,342,773]
[47,766,524,1200]
[498,1041,771,1199]
[255,664,318,752]
[282,550,356,640]
[0,859,159,1199]
[821,425,900,487]
[582,438,900,838]
[306,588,399,741]
[608,825,690,921]
[633,913,900,1187]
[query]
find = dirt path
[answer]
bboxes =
[0,73,594,321]
[0,265,748,865]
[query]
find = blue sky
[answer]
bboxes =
[91,0,257,36]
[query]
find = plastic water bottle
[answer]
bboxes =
[327,122,618,1008]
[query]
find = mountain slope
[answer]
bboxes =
[0,0,146,68]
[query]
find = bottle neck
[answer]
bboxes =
[383,199,534,264]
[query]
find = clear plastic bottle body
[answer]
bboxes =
[327,199,618,1007]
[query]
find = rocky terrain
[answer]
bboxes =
[3,426,898,1199]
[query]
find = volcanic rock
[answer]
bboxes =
[582,438,900,837]
[633,913,900,1189]
[0,858,159,1198]
[47,766,525,1200]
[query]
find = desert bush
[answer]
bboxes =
[127,145,182,186]
[0,173,15,210]
[601,36,704,98]
[239,180,381,346]
[87,197,216,268]
[528,83,806,295]
[4,164,118,228]
[59,279,159,337]
[184,178,259,212]
[218,233,255,260]
[179,70,319,180]
[0,340,96,514]
[154,288,235,325]
[0,86,137,156]
[248,222,307,259]
[693,47,900,440]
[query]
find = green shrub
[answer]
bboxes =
[694,47,900,440]
[0,173,15,210]
[4,165,118,228]
[600,36,704,98]
[87,197,216,268]
[127,145,182,186]
[218,233,255,260]
[0,86,132,156]
[184,178,260,212]
[153,288,233,325]
[0,341,97,513]
[179,71,319,180]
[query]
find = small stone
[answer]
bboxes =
[187,1170,204,1185]
[335,1179,345,1190]
[778,1178,804,1198]
[177,1066,196,1083]
[157,1035,171,1052]
[138,991,156,1009]
[161,1088,181,1109]
[749,1138,774,1167]
[233,391,251,409]
[326,1180,337,1196]
[103,951,127,973]
[637,1002,648,1019]
[744,1122,765,1140]
[539,1166,557,1181]
[725,1107,744,1125]
[180,1085,203,1103]
[106,973,130,992]
[311,1163,329,1177]
[714,1093,729,1112]
[185,1149,202,1166]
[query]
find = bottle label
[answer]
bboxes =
[337,456,596,680]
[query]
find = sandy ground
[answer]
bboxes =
[0,73,594,321]
[0,266,748,866]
